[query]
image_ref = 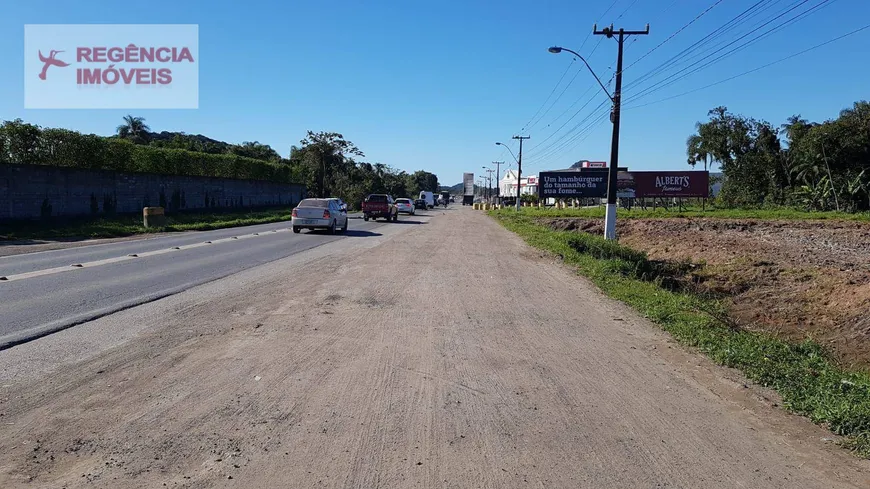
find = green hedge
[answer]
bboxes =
[0,120,295,183]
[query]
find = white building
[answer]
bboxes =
[499,169,538,197]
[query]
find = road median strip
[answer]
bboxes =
[490,208,870,458]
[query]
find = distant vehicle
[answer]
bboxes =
[292,198,348,234]
[419,191,435,209]
[414,198,427,210]
[362,194,399,222]
[463,172,475,205]
[440,191,450,203]
[450,195,456,203]
[395,198,415,215]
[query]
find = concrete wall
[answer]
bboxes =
[0,164,306,221]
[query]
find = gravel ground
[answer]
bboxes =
[0,209,868,488]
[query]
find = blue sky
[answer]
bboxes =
[2,0,868,185]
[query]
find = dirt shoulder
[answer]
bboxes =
[544,217,870,367]
[1,209,868,488]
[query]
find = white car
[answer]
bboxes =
[292,198,348,234]
[419,191,435,209]
[395,198,415,215]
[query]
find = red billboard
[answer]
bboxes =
[621,171,709,198]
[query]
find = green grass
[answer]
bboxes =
[515,205,870,221]
[0,208,294,240]
[490,208,870,457]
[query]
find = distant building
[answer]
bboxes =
[499,169,538,197]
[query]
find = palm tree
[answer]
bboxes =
[116,115,150,143]
[685,128,711,171]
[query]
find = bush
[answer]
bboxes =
[0,119,298,184]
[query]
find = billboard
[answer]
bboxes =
[539,170,608,199]
[621,171,709,198]
[463,173,474,196]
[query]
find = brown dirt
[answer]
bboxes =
[543,217,870,367]
[1,210,869,488]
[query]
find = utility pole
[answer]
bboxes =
[483,167,495,202]
[512,136,530,210]
[492,161,503,202]
[593,23,649,240]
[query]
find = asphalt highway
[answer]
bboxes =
[0,215,415,348]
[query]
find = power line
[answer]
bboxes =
[525,109,611,168]
[523,97,611,164]
[624,0,779,91]
[623,0,727,73]
[523,0,681,162]
[515,0,621,136]
[522,94,608,160]
[523,39,604,133]
[520,60,576,132]
[625,0,838,105]
[624,22,870,110]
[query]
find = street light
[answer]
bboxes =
[548,46,613,101]
[495,142,518,164]
[549,45,618,237]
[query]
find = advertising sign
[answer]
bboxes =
[539,170,608,199]
[463,173,474,196]
[621,171,709,198]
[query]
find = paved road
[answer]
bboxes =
[0,213,427,348]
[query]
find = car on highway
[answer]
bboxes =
[395,198,415,215]
[414,198,427,210]
[419,191,435,209]
[292,198,348,234]
[362,194,399,222]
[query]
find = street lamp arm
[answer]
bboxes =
[549,47,613,101]
[495,142,519,164]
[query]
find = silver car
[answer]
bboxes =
[292,198,348,234]
[395,198,415,215]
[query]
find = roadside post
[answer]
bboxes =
[143,207,166,228]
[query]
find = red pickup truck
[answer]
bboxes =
[362,194,399,222]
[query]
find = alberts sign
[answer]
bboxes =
[539,170,608,199]
[628,171,709,198]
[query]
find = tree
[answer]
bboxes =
[687,101,870,211]
[116,115,151,144]
[293,131,364,198]
[229,141,281,161]
[406,170,440,197]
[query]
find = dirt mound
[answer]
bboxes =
[541,217,870,367]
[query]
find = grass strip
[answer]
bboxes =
[491,209,870,457]
[514,206,870,222]
[0,208,293,240]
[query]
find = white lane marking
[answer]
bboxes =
[0,228,293,282]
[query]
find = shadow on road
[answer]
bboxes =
[303,229,383,237]
[343,230,383,237]
[392,220,425,225]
